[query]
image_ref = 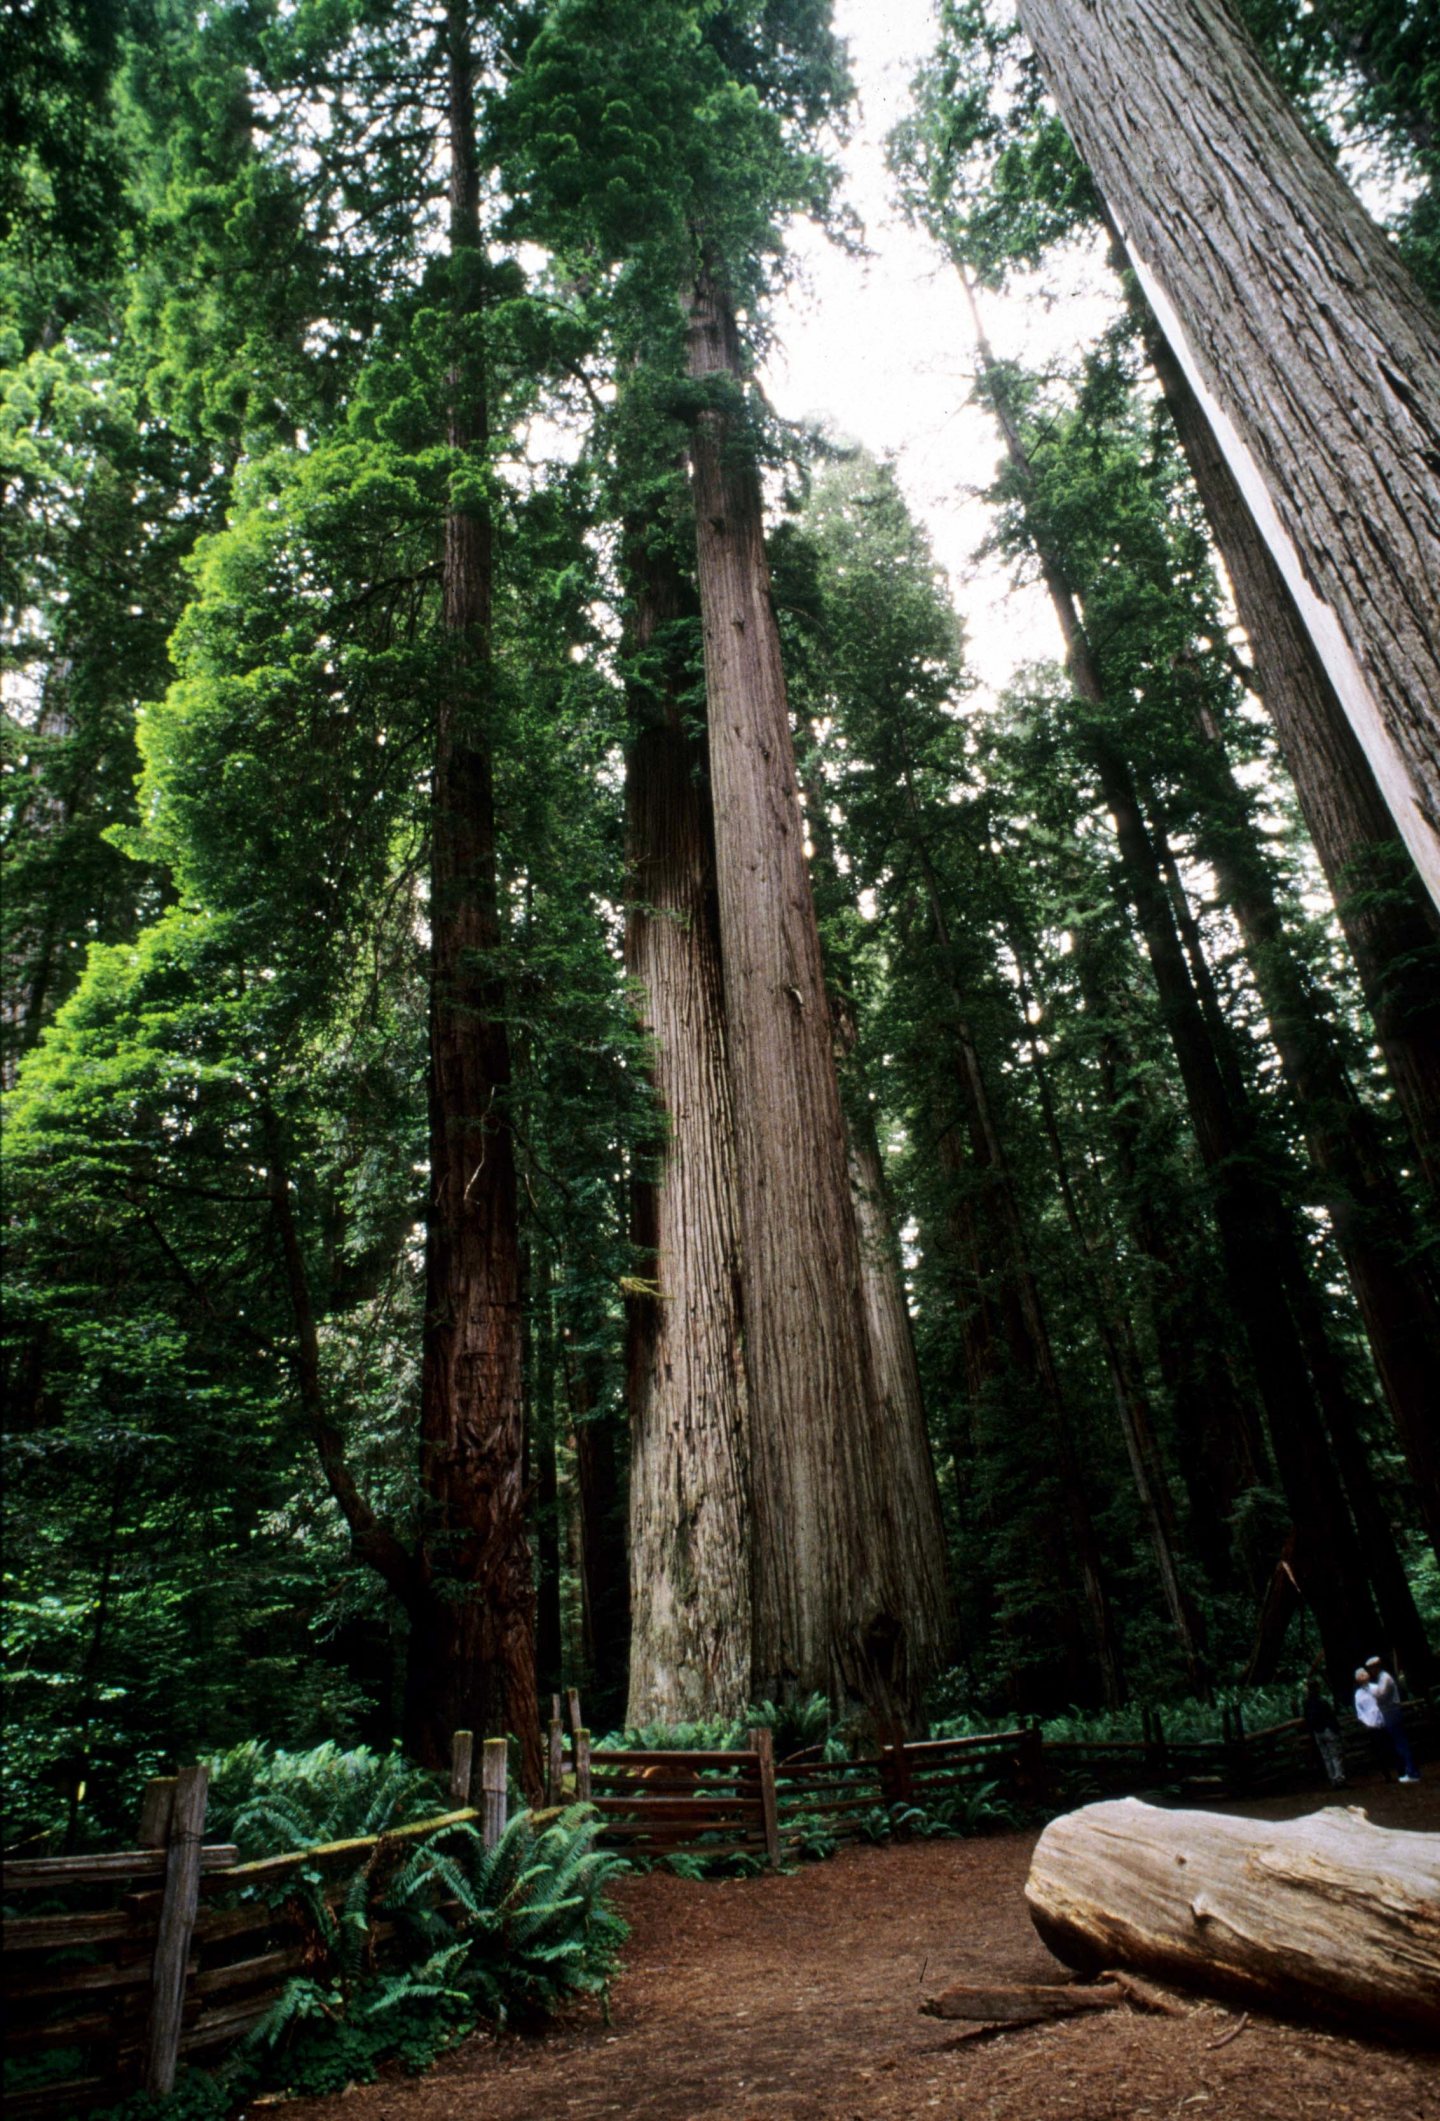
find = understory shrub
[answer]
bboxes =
[54,1752,628,2121]
[203,1739,446,1854]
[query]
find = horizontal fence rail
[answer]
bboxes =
[6,1693,1433,2115]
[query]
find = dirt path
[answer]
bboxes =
[290,1778,1440,2121]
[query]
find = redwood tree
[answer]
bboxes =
[1011,0,1440,910]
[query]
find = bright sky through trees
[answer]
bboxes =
[761,0,1117,693]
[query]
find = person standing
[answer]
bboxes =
[1353,1666,1393,1776]
[1365,1655,1420,1783]
[1303,1676,1347,1788]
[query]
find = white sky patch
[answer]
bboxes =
[760,0,1118,698]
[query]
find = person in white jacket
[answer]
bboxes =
[1364,1655,1420,1782]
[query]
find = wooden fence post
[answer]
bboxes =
[547,1714,566,1807]
[143,1763,208,2096]
[136,1777,177,1850]
[573,1727,592,1803]
[748,1727,781,1867]
[1016,1721,1044,1806]
[449,1729,474,1807]
[481,1739,508,1849]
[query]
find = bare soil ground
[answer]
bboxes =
[287,1774,1440,2121]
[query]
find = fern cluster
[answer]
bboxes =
[598,1691,836,1761]
[222,1800,626,2099]
[203,1740,446,1857]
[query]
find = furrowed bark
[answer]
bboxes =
[622,510,752,1724]
[1015,0,1440,907]
[685,267,925,1718]
[1128,280,1440,1198]
[802,755,952,1698]
[410,0,540,1797]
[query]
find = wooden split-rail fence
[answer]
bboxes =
[6,1690,1433,2117]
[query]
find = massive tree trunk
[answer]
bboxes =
[1027,1797,1440,2039]
[685,268,927,1718]
[622,513,752,1725]
[1128,286,1440,1197]
[843,1083,953,1699]
[800,757,952,1698]
[409,0,540,1795]
[1015,0,1440,908]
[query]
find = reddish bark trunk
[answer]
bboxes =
[685,269,932,1718]
[408,0,539,1797]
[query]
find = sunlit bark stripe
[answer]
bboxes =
[1015,0,1440,908]
[623,526,752,1724]
[685,268,925,1715]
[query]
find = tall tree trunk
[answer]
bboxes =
[1145,827,1440,1671]
[842,1078,953,1702]
[965,299,1379,1680]
[1070,922,1265,1583]
[1012,952,1209,1691]
[563,1346,631,1732]
[900,842,1124,1707]
[685,268,928,1719]
[1173,716,1440,1567]
[934,1115,1094,1708]
[1125,279,1440,1195]
[533,1273,563,1704]
[1015,0,1440,906]
[410,0,540,1795]
[800,751,953,1698]
[621,513,752,1725]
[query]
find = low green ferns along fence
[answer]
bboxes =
[3,1744,623,2121]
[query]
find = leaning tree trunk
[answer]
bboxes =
[1176,718,1440,1571]
[1127,283,1440,1197]
[409,0,540,1797]
[966,303,1380,1683]
[1027,1797,1440,2039]
[685,268,926,1718]
[1014,0,1440,909]
[622,512,753,1725]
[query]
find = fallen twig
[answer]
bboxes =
[1207,2011,1250,2050]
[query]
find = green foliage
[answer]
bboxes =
[72,1803,626,2120]
[598,1691,835,1760]
[204,1740,446,1855]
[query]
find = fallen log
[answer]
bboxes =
[1026,1798,1440,2040]
[922,1979,1122,2025]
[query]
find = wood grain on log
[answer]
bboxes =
[923,1980,1122,2023]
[1026,1798,1440,2038]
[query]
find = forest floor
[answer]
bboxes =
[285,1775,1440,2121]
